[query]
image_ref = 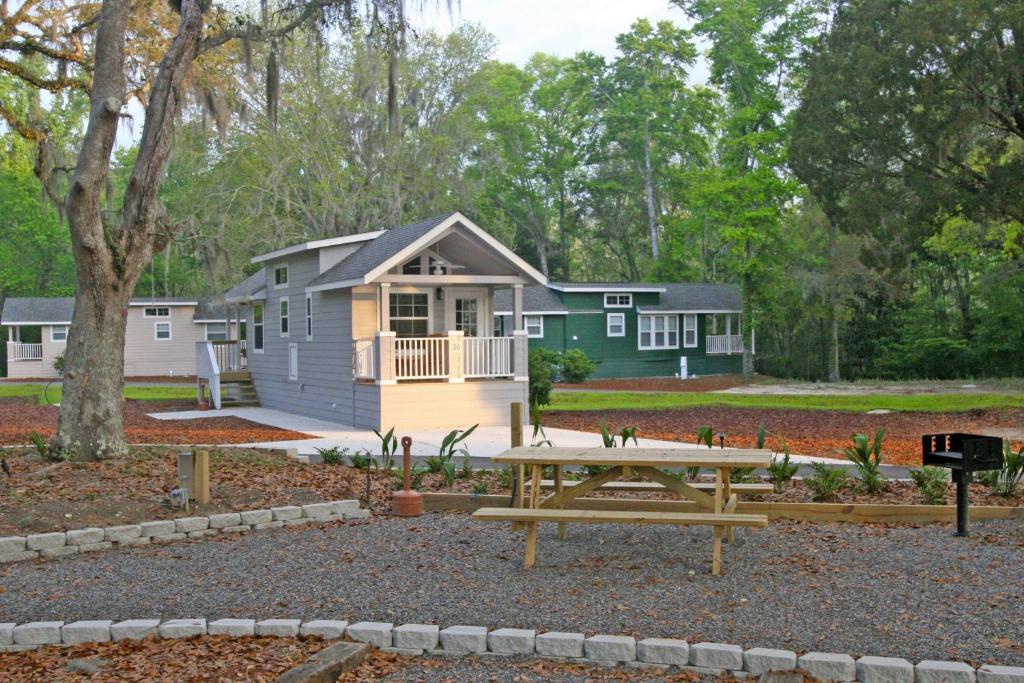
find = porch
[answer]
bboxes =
[6,342,43,363]
[353,331,527,383]
[706,334,749,355]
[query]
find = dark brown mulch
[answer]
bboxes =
[558,374,753,393]
[0,397,312,447]
[0,446,393,534]
[0,635,329,682]
[542,406,1024,466]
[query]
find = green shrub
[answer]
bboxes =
[767,444,798,492]
[730,467,756,483]
[529,349,559,407]
[471,481,489,494]
[373,427,398,472]
[805,463,849,502]
[599,422,639,448]
[560,349,597,383]
[756,423,767,449]
[696,426,713,448]
[991,442,1024,497]
[53,353,65,376]
[530,404,553,447]
[348,450,373,469]
[910,466,949,505]
[842,429,886,493]
[315,446,349,465]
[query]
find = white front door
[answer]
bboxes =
[446,288,489,337]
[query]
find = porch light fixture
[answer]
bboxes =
[436,287,444,301]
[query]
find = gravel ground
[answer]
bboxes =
[374,654,718,682]
[0,515,1021,666]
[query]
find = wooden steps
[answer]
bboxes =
[219,370,260,408]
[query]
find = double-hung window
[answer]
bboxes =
[683,314,698,348]
[50,325,69,342]
[606,313,625,337]
[638,314,678,350]
[305,294,313,340]
[525,315,544,339]
[252,303,264,352]
[279,297,289,337]
[205,322,227,341]
[144,306,170,318]
[273,265,288,289]
[154,322,172,340]
[604,293,632,308]
[389,292,429,337]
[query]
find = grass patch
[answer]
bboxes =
[0,383,198,405]
[547,391,1024,413]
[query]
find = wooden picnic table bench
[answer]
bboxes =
[473,447,772,575]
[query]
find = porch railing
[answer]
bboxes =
[210,340,246,371]
[6,342,43,361]
[706,334,744,355]
[354,332,524,383]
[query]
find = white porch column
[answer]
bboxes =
[512,284,524,331]
[447,330,465,383]
[375,331,396,385]
[7,326,13,342]
[379,283,391,333]
[513,330,529,382]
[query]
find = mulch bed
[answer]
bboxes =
[0,635,329,682]
[559,374,751,393]
[0,447,394,535]
[542,406,1024,466]
[0,397,312,446]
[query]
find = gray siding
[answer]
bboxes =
[248,252,380,425]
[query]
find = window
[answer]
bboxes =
[288,343,298,381]
[389,292,429,337]
[205,322,227,341]
[253,303,264,352]
[604,293,632,308]
[401,257,422,275]
[279,297,289,337]
[144,306,170,317]
[50,325,69,342]
[455,298,479,337]
[606,313,625,337]
[638,314,678,350]
[273,265,289,289]
[525,315,544,339]
[154,322,172,340]
[305,294,313,339]
[683,314,698,348]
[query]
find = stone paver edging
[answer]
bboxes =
[2,617,1022,683]
[0,500,369,564]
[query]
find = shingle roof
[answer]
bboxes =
[548,282,666,291]
[307,213,455,289]
[493,286,567,314]
[1,297,75,324]
[223,269,266,303]
[637,283,742,312]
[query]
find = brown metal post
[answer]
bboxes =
[392,436,423,516]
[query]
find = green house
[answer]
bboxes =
[494,283,747,379]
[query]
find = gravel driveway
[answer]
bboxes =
[0,514,1021,666]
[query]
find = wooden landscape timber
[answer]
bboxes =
[425,492,1024,524]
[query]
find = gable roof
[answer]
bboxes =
[223,269,267,303]
[1,297,75,325]
[250,231,385,264]
[636,283,742,313]
[493,286,567,315]
[306,211,547,291]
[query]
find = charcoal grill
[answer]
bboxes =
[921,433,1003,536]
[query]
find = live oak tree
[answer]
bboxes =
[0,0,411,460]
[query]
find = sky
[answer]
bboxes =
[413,0,700,66]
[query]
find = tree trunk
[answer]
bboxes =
[742,238,754,377]
[642,122,659,260]
[827,222,841,382]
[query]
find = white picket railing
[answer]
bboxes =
[210,340,245,372]
[394,336,449,380]
[353,338,376,380]
[6,342,42,361]
[464,336,514,378]
[706,334,744,355]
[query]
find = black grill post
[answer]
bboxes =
[955,469,969,536]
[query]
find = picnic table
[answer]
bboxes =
[473,447,772,575]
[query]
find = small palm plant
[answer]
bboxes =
[805,462,849,502]
[843,429,887,493]
[910,466,948,505]
[530,404,553,447]
[599,422,639,448]
[991,442,1024,497]
[767,441,799,492]
[696,425,714,448]
[372,427,399,472]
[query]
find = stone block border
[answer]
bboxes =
[0,500,370,565]
[2,616,1021,683]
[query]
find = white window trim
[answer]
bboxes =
[205,322,228,341]
[154,321,172,341]
[604,293,633,308]
[305,293,313,340]
[389,291,431,337]
[273,265,289,290]
[683,313,698,348]
[50,325,69,343]
[637,314,679,351]
[606,313,625,337]
[279,296,290,337]
[143,306,170,318]
[525,315,544,339]
[252,302,265,353]
[288,342,298,381]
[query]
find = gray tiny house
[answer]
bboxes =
[213,212,545,430]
